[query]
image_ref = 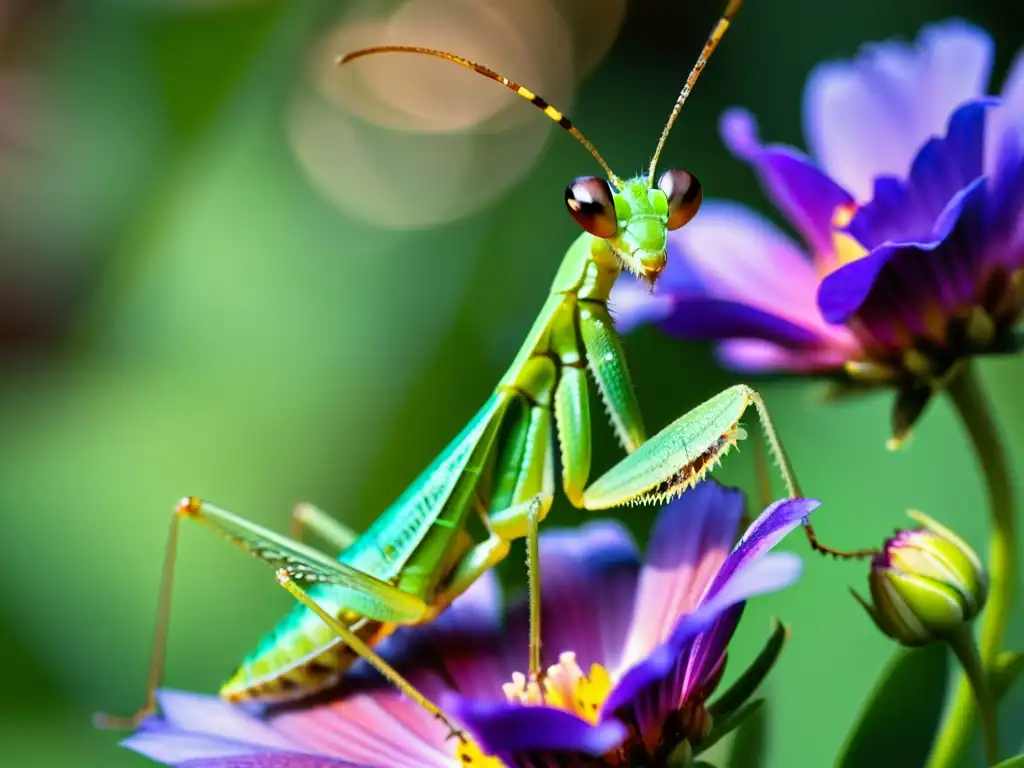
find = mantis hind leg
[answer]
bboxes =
[276,570,467,744]
[94,511,183,730]
[95,497,429,730]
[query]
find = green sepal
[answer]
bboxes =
[708,620,787,721]
[992,650,1024,701]
[835,643,948,768]
[697,699,764,757]
[724,700,767,768]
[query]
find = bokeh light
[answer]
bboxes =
[288,0,626,227]
[0,1,1021,767]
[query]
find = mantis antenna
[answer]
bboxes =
[336,47,623,188]
[647,0,744,184]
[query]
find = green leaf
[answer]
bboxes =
[709,620,788,720]
[992,756,1024,768]
[725,700,768,768]
[992,651,1024,701]
[698,699,764,756]
[836,643,948,768]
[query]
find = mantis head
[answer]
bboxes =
[338,0,740,289]
[565,170,702,284]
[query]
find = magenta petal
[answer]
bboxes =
[270,685,451,768]
[600,553,804,719]
[181,756,361,768]
[443,695,628,758]
[716,339,853,373]
[721,108,853,257]
[620,480,741,670]
[804,20,993,199]
[664,200,843,340]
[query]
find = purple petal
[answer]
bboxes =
[122,723,274,766]
[705,498,821,599]
[721,108,854,258]
[620,480,742,670]
[600,553,804,719]
[506,521,640,673]
[333,570,509,704]
[181,756,361,768]
[819,177,988,326]
[848,99,995,249]
[120,693,308,766]
[422,570,514,700]
[156,691,297,751]
[986,124,1024,244]
[804,20,994,199]
[609,275,679,334]
[1000,49,1024,147]
[663,200,853,346]
[716,338,854,373]
[443,695,628,758]
[660,297,826,348]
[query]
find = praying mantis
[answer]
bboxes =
[98,0,852,736]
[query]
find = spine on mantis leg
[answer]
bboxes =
[579,298,646,454]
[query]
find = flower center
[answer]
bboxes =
[502,651,613,724]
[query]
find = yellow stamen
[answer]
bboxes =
[502,652,614,725]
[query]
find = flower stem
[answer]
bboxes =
[945,628,999,766]
[927,363,1016,768]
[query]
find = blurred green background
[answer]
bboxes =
[0,0,1021,765]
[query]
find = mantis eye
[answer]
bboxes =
[565,176,618,238]
[658,169,702,230]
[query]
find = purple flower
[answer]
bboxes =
[121,481,819,767]
[613,20,1024,444]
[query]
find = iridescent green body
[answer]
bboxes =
[223,178,715,701]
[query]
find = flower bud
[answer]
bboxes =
[854,510,987,646]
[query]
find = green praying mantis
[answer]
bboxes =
[98,0,857,737]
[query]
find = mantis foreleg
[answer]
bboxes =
[580,384,770,509]
[580,299,646,454]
